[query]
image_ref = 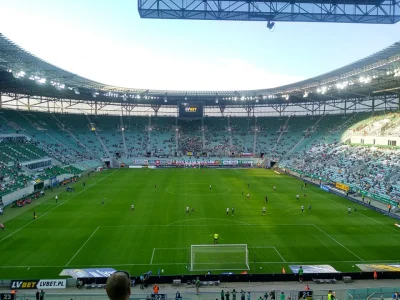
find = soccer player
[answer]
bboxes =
[301,185,303,190]
[83,181,86,187]
[247,193,250,199]
[248,183,250,188]
[191,207,195,213]
[296,194,299,200]
[55,195,58,203]
[242,191,244,196]
[348,207,351,214]
[33,210,36,220]
[231,207,235,216]
[214,233,219,244]
[226,207,229,216]
[273,186,276,191]
[102,199,105,206]
[308,204,312,212]
[301,205,304,213]
[131,204,134,211]
[262,207,266,215]
[0,223,5,231]
[304,193,307,198]
[186,206,190,214]
[354,206,357,213]
[210,185,212,190]
[154,184,157,189]
[265,195,268,203]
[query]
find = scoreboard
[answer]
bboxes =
[0,294,15,300]
[298,291,313,300]
[178,103,203,118]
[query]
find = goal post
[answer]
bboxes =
[190,244,249,271]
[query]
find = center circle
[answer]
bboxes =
[166,183,230,196]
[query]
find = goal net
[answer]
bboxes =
[190,244,249,271]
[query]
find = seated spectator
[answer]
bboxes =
[106,271,131,300]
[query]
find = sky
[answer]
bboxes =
[0,0,399,91]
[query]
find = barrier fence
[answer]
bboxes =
[6,287,400,300]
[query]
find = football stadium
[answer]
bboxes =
[1,1,400,299]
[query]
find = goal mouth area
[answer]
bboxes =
[190,244,249,271]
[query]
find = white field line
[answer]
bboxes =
[273,247,287,262]
[66,226,100,266]
[0,170,116,244]
[150,248,156,264]
[313,224,364,262]
[100,223,316,227]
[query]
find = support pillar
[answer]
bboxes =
[151,104,161,117]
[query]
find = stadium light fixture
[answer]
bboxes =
[215,99,218,103]
[13,71,25,78]
[266,21,275,30]
[240,96,245,101]
[255,99,259,103]
[36,78,46,84]
[74,88,80,95]
[359,76,372,84]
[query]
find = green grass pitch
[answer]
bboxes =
[0,168,400,279]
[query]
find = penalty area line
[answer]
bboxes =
[66,226,100,266]
[313,224,364,262]
[273,247,287,262]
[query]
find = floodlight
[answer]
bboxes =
[215,99,218,103]
[267,21,275,30]
[74,88,80,95]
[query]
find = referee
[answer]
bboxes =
[214,233,219,244]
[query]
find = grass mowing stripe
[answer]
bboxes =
[313,224,364,261]
[66,226,100,266]
[0,170,116,244]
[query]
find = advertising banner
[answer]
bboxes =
[37,280,66,289]
[289,265,339,274]
[356,264,400,272]
[10,280,66,289]
[335,182,350,192]
[320,185,330,192]
[59,268,116,279]
[10,280,39,289]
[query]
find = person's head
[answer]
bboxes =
[106,271,131,300]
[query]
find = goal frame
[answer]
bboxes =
[190,244,249,271]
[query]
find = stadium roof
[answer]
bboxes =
[0,33,399,106]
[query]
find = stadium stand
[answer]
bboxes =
[0,108,399,206]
